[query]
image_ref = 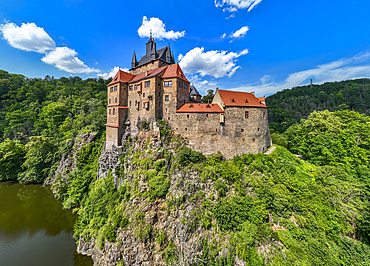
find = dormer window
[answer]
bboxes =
[189,104,194,108]
[245,99,248,103]
[231,98,236,103]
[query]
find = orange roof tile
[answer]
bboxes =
[105,123,119,128]
[177,103,223,113]
[218,90,267,108]
[162,64,190,83]
[129,65,168,83]
[108,70,135,86]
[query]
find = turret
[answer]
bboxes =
[131,51,138,69]
[166,44,172,62]
[146,30,157,60]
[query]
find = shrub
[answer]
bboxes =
[177,147,205,167]
[148,172,170,198]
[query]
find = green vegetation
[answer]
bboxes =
[267,78,370,133]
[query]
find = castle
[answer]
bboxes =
[105,35,271,159]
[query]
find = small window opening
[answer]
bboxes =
[187,114,189,119]
[129,101,131,106]
[245,111,249,119]
[189,104,194,108]
[143,93,145,98]
[263,112,266,119]
[109,99,111,104]
[241,129,244,132]
[206,114,209,118]
[115,98,117,103]
[253,138,255,142]
[185,128,187,131]
[231,98,236,102]
[165,108,168,113]
[216,129,218,132]
[168,117,170,120]
[165,95,169,101]
[245,99,248,103]
[109,109,111,115]
[113,108,115,115]
[258,127,260,132]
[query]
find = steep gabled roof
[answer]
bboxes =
[129,65,168,83]
[108,70,135,86]
[190,85,201,97]
[217,89,267,108]
[162,64,189,83]
[177,103,223,113]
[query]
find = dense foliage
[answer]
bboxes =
[267,78,370,133]
[0,69,108,183]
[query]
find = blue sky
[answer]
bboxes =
[1,0,370,96]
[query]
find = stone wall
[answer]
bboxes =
[130,60,168,75]
[170,106,271,160]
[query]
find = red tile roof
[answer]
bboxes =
[108,70,135,86]
[177,103,223,113]
[162,64,190,83]
[218,90,267,108]
[129,65,168,83]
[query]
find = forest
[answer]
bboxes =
[1,69,370,265]
[266,79,370,133]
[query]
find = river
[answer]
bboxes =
[0,181,93,266]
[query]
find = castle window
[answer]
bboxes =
[113,108,115,115]
[115,98,117,103]
[184,84,188,91]
[179,82,183,89]
[258,127,260,132]
[165,108,168,113]
[109,99,111,104]
[187,114,189,119]
[129,85,133,91]
[129,101,131,106]
[263,112,266,119]
[245,111,249,119]
[143,93,145,98]
[145,81,150,87]
[185,128,187,131]
[124,87,126,91]
[109,109,111,115]
[241,129,244,132]
[158,92,161,97]
[165,95,169,101]
[216,129,218,132]
[114,86,117,91]
[253,138,255,142]
[206,114,209,118]
[110,87,113,92]
[134,85,137,90]
[168,117,170,120]
[164,81,172,87]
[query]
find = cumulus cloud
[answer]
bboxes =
[138,16,185,40]
[0,22,55,53]
[98,66,130,79]
[231,26,249,38]
[187,75,219,95]
[229,52,370,96]
[1,21,99,74]
[215,0,263,12]
[42,47,99,74]
[179,47,249,78]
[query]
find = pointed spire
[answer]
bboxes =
[166,44,172,63]
[150,29,153,40]
[131,51,138,69]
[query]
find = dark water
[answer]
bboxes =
[0,181,93,266]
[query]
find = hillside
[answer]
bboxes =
[266,79,370,133]
[1,69,370,265]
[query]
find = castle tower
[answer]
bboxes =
[105,70,135,149]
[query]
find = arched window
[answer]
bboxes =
[113,108,115,115]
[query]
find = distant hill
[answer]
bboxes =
[266,78,370,133]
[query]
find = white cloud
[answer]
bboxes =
[215,0,263,12]
[42,47,99,74]
[221,33,226,38]
[228,52,370,96]
[179,47,249,78]
[188,75,219,95]
[231,26,249,38]
[138,16,185,40]
[98,66,130,79]
[0,22,55,53]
